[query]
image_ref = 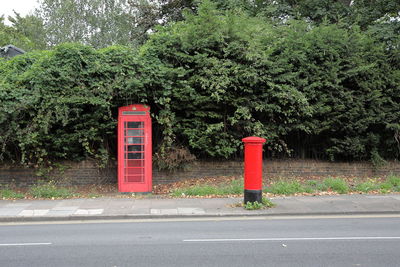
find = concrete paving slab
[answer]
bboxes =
[73,209,104,215]
[132,199,153,208]
[150,209,161,215]
[18,209,49,216]
[177,208,205,215]
[1,194,400,222]
[22,201,60,210]
[365,195,396,199]
[4,203,31,208]
[52,206,79,211]
[47,210,75,216]
[127,208,150,215]
[160,209,178,215]
[104,207,136,215]
[54,200,85,208]
[0,208,25,216]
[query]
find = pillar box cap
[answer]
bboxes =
[242,136,266,143]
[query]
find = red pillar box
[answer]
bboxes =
[242,136,266,204]
[118,104,152,193]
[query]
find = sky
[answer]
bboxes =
[1,0,39,23]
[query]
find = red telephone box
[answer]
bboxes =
[118,104,152,193]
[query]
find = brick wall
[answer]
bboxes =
[0,160,116,187]
[1,159,399,187]
[153,159,400,184]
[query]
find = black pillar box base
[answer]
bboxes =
[244,189,262,204]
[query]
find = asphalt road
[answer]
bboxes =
[1,215,400,267]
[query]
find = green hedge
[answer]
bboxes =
[0,1,399,168]
[0,44,146,166]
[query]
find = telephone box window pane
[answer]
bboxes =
[127,122,143,128]
[126,176,144,183]
[127,153,143,159]
[125,168,144,176]
[127,145,143,152]
[126,137,143,144]
[126,160,144,167]
[126,129,144,136]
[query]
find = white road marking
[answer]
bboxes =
[1,214,400,226]
[183,237,400,242]
[0,243,52,246]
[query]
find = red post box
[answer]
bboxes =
[118,104,152,193]
[242,136,266,203]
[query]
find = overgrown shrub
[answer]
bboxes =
[0,44,146,166]
[141,0,400,161]
[0,0,399,169]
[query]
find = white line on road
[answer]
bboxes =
[0,243,52,246]
[1,214,400,226]
[183,237,400,242]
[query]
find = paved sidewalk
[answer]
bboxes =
[1,194,400,222]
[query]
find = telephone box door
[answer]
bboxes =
[118,104,152,193]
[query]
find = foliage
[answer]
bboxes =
[0,188,25,199]
[388,174,400,187]
[370,149,387,169]
[265,178,365,195]
[0,17,37,52]
[36,0,145,48]
[355,180,379,193]
[244,198,275,210]
[378,175,400,192]
[141,1,399,161]
[171,178,243,196]
[278,21,399,160]
[153,146,196,171]
[351,0,400,29]
[377,175,398,191]
[172,184,220,196]
[171,175,400,198]
[6,12,47,51]
[265,181,312,195]
[236,0,399,30]
[0,43,145,166]
[28,180,75,198]
[321,178,349,194]
[4,0,398,50]
[0,0,399,169]
[141,1,313,159]
[244,201,263,210]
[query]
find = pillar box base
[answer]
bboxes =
[244,189,262,204]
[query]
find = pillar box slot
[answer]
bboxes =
[118,104,152,193]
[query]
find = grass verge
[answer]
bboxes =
[28,181,76,199]
[1,175,400,200]
[264,181,313,195]
[172,175,400,197]
[0,188,25,199]
[171,179,243,197]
